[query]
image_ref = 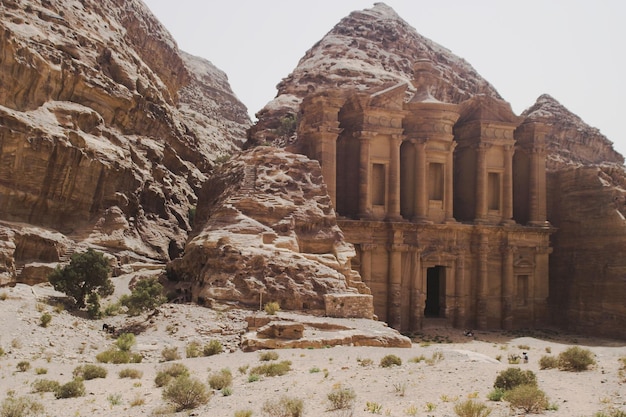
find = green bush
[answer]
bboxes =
[161,346,181,361]
[208,368,233,390]
[0,395,44,417]
[16,361,30,372]
[162,375,211,411]
[39,312,52,328]
[31,378,61,393]
[558,346,596,371]
[55,379,86,399]
[73,364,107,380]
[486,388,505,402]
[203,340,223,356]
[493,367,537,391]
[502,384,549,413]
[48,248,113,309]
[86,292,102,319]
[115,333,136,352]
[327,385,356,411]
[538,355,559,369]
[262,395,304,417]
[453,399,492,417]
[380,354,402,367]
[118,368,143,379]
[250,361,292,377]
[96,348,142,364]
[264,301,280,315]
[594,409,626,417]
[259,351,279,361]
[234,410,253,417]
[120,277,166,316]
[186,341,202,358]
[155,363,190,387]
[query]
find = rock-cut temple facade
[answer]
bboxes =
[295,61,553,332]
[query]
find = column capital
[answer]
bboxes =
[354,130,378,140]
[475,142,492,152]
[361,243,377,251]
[388,243,410,252]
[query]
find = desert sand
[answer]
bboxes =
[0,282,624,417]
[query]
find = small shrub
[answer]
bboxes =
[366,401,383,413]
[39,312,52,328]
[31,378,61,393]
[408,355,425,363]
[248,373,260,383]
[161,346,181,362]
[86,292,102,319]
[538,355,559,369]
[162,375,211,411]
[107,393,122,406]
[264,301,280,315]
[327,385,356,410]
[119,368,143,379]
[55,379,86,399]
[186,341,202,358]
[222,386,233,396]
[34,367,47,375]
[155,363,190,387]
[259,351,279,361]
[238,364,249,374]
[426,350,444,365]
[486,388,505,401]
[453,399,492,417]
[261,395,303,417]
[0,291,7,300]
[358,357,374,366]
[503,384,549,413]
[235,410,253,417]
[16,361,31,372]
[558,346,596,371]
[517,344,530,350]
[250,360,292,377]
[380,354,402,367]
[130,394,146,407]
[594,409,626,417]
[96,348,142,364]
[0,347,4,357]
[73,364,107,380]
[208,368,233,390]
[309,367,320,373]
[203,339,223,356]
[507,353,520,364]
[493,367,537,391]
[116,333,136,351]
[0,395,44,417]
[393,381,407,396]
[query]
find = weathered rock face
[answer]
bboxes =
[166,147,372,314]
[247,2,501,147]
[0,0,250,284]
[522,94,623,168]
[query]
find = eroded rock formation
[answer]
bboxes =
[0,0,250,284]
[166,147,373,316]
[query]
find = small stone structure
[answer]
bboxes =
[324,293,374,319]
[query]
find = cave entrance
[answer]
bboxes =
[424,266,445,317]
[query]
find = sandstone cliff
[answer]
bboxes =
[522,94,623,168]
[166,147,372,316]
[247,2,501,147]
[0,0,250,285]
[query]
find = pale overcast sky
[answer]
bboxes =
[142,0,626,156]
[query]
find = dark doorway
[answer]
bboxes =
[424,266,445,317]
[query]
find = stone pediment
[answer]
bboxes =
[369,82,408,110]
[457,95,522,126]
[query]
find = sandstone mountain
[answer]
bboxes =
[0,0,250,285]
[247,2,501,146]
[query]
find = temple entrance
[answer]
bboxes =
[424,266,445,317]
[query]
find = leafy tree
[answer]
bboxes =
[120,277,166,316]
[48,249,113,309]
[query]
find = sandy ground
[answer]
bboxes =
[0,282,624,417]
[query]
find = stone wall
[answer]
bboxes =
[324,294,374,319]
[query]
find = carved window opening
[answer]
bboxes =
[428,162,444,201]
[372,163,386,206]
[516,274,528,306]
[488,172,501,210]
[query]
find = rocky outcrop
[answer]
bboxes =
[547,166,626,339]
[166,147,372,314]
[0,0,250,284]
[247,2,501,147]
[522,94,623,168]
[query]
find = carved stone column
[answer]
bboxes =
[476,233,489,329]
[412,139,428,222]
[475,143,490,223]
[360,243,375,287]
[454,252,466,328]
[501,244,515,330]
[387,243,404,329]
[410,248,423,331]
[387,135,404,221]
[357,132,375,219]
[444,142,457,222]
[529,144,548,226]
[501,144,514,224]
